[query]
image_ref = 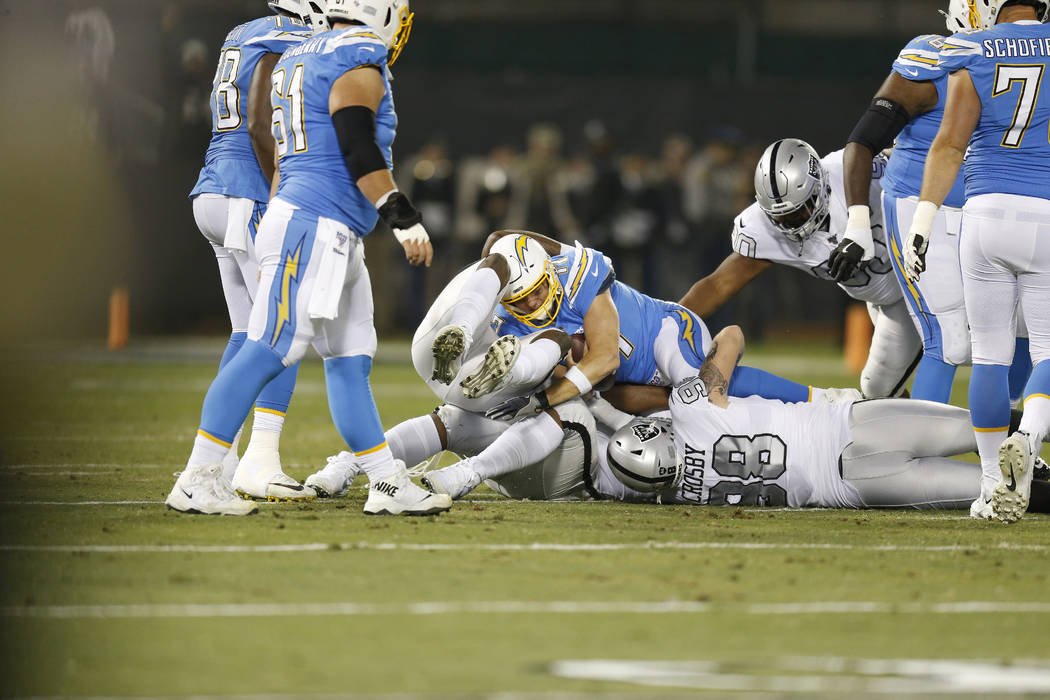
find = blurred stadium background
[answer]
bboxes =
[2,0,954,346]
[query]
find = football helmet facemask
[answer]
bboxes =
[323,0,414,64]
[489,234,563,329]
[607,418,683,494]
[754,138,831,245]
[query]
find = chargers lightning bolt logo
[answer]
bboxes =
[675,309,697,354]
[515,235,529,266]
[271,237,305,345]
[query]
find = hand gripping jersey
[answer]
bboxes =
[495,243,711,386]
[732,149,902,307]
[938,21,1050,201]
[664,378,858,508]
[881,35,967,208]
[271,26,397,233]
[190,15,310,203]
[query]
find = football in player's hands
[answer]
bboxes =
[570,333,587,363]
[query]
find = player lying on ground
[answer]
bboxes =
[679,138,922,399]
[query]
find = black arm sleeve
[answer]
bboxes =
[331,105,389,180]
[847,97,912,155]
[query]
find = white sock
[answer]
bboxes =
[221,429,242,482]
[450,266,501,338]
[1019,395,1050,445]
[809,387,826,402]
[252,408,285,433]
[975,428,1008,487]
[508,337,563,387]
[357,443,399,482]
[244,429,280,455]
[188,431,231,467]
[471,412,564,480]
[386,415,443,466]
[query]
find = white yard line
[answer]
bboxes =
[4,600,1050,619]
[0,541,1044,553]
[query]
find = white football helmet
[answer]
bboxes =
[489,234,564,329]
[323,0,414,64]
[942,0,1048,31]
[607,418,683,494]
[754,138,830,245]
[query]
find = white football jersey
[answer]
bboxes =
[732,149,901,307]
[663,379,860,508]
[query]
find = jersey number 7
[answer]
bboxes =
[993,64,1046,148]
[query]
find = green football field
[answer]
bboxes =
[2,337,1049,698]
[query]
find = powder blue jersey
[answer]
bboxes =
[190,15,311,203]
[882,34,967,207]
[939,21,1050,201]
[495,244,705,386]
[271,26,397,234]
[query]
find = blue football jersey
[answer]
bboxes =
[939,21,1050,201]
[495,244,698,385]
[882,35,967,207]
[190,15,310,203]
[271,27,396,234]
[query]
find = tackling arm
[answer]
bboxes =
[677,253,770,319]
[695,325,745,409]
[248,52,281,183]
[329,66,432,267]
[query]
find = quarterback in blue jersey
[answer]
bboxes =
[907,0,1050,522]
[167,2,312,516]
[478,231,831,424]
[169,0,451,516]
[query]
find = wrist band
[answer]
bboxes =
[911,200,939,236]
[845,204,870,232]
[375,189,398,209]
[565,366,593,395]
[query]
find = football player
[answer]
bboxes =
[182,1,312,504]
[679,138,921,400]
[593,324,1050,512]
[906,0,1050,522]
[831,0,1031,405]
[168,0,450,516]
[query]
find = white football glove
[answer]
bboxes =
[903,200,939,280]
[485,390,550,422]
[392,222,430,245]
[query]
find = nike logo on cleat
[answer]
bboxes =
[374,481,399,497]
[272,481,305,491]
[1007,469,1017,492]
[181,488,193,499]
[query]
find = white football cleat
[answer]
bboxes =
[970,476,996,520]
[432,324,470,385]
[461,335,521,399]
[992,431,1036,524]
[363,462,452,516]
[232,447,316,502]
[304,451,362,498]
[420,460,483,500]
[166,463,258,516]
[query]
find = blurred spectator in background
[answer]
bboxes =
[651,134,695,300]
[395,139,457,325]
[506,123,575,238]
[566,119,621,250]
[608,152,662,293]
[454,144,520,256]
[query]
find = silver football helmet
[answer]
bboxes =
[942,0,1048,31]
[754,138,830,245]
[268,0,306,20]
[607,418,683,494]
[323,0,414,64]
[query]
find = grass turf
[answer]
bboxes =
[1,337,1048,697]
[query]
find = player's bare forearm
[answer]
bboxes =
[678,254,769,319]
[920,70,979,206]
[356,169,399,205]
[603,384,671,414]
[697,325,745,408]
[543,291,620,407]
[482,230,566,257]
[842,142,875,209]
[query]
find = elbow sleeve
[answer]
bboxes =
[331,105,389,180]
[847,97,911,155]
